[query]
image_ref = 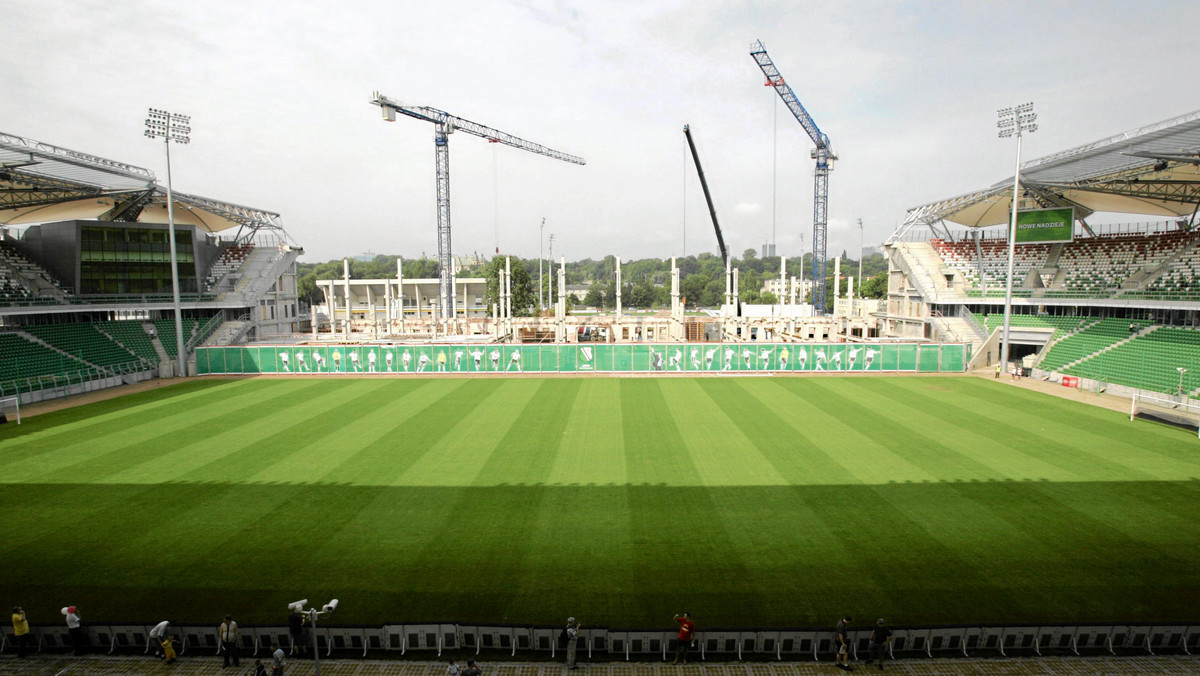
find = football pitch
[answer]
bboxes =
[1,375,1197,629]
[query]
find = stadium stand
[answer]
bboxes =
[204,242,254,291]
[1037,318,1150,373]
[931,231,1200,299]
[0,332,89,389]
[154,318,200,359]
[21,322,147,369]
[101,320,161,363]
[1063,326,1200,395]
[0,241,72,299]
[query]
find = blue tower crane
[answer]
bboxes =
[750,40,837,314]
[371,92,585,320]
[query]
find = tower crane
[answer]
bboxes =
[749,40,837,314]
[371,92,585,319]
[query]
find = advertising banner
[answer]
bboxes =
[1014,207,1074,244]
[198,343,969,376]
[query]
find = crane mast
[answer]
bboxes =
[749,40,837,314]
[682,125,729,266]
[371,92,585,319]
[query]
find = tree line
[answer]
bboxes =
[297,248,888,316]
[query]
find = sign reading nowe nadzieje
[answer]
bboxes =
[1014,207,1074,244]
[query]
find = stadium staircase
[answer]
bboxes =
[204,319,253,346]
[204,242,254,292]
[890,241,959,301]
[218,245,302,306]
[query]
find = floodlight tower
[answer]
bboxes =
[751,40,837,315]
[371,92,585,319]
[997,103,1038,372]
[144,108,190,377]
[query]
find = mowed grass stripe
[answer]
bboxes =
[618,379,702,485]
[317,378,494,486]
[767,379,946,484]
[662,380,788,486]
[102,379,384,484]
[836,378,1112,482]
[2,379,339,484]
[711,378,875,485]
[0,379,237,453]
[618,381,758,608]
[383,381,585,621]
[796,379,1017,482]
[547,378,626,485]
[876,378,1200,481]
[395,379,545,486]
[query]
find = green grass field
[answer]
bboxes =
[1,376,1198,630]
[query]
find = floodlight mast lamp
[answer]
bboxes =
[290,599,338,676]
[144,108,190,378]
[997,103,1037,374]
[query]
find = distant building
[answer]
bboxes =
[565,284,589,302]
[761,243,776,258]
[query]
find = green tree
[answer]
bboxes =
[482,255,538,316]
[860,271,888,299]
[628,279,655,308]
[760,290,778,304]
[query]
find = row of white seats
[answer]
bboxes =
[3,622,1197,660]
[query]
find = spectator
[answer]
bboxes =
[62,605,86,656]
[271,642,286,676]
[447,659,460,676]
[564,617,581,669]
[148,620,170,659]
[251,659,269,676]
[865,619,892,671]
[162,634,178,664]
[220,614,240,668]
[461,659,482,676]
[672,612,695,665]
[11,606,30,658]
[834,615,853,671]
[288,606,308,659]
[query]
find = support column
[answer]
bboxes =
[616,256,623,319]
[557,257,567,343]
[397,258,405,333]
[366,284,375,339]
[833,257,841,302]
[342,259,351,340]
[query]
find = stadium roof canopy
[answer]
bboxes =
[891,109,1200,242]
[0,131,292,242]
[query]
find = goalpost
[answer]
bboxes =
[0,395,20,425]
[1130,392,1199,438]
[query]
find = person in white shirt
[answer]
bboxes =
[271,642,286,675]
[220,614,240,668]
[148,620,170,659]
[62,605,85,655]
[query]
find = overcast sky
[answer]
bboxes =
[5,0,1200,265]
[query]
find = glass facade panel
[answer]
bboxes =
[79,226,197,295]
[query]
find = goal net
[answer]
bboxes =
[0,395,20,425]
[1130,392,1199,437]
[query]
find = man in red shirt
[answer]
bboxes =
[672,612,696,665]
